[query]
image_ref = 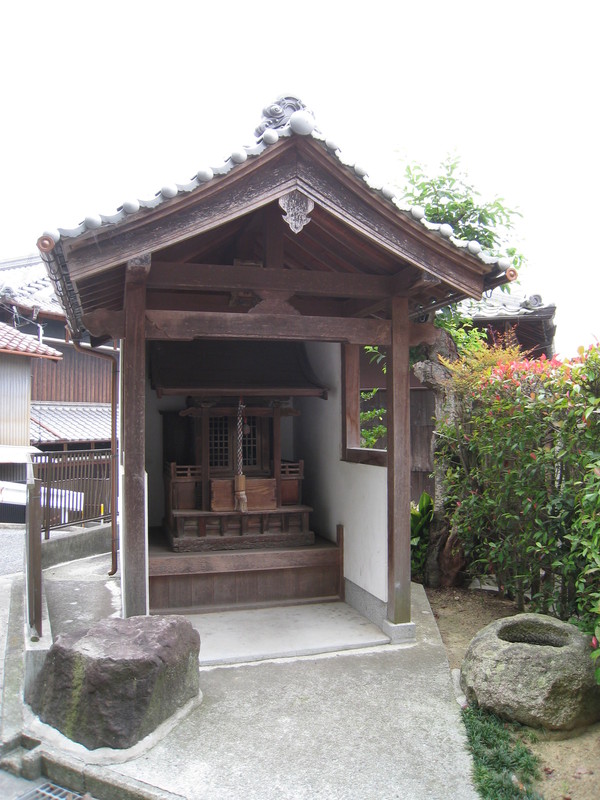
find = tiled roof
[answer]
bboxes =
[30,402,113,444]
[38,96,512,275]
[0,320,62,359]
[461,288,556,320]
[0,254,64,317]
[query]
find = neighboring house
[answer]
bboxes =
[462,287,556,358]
[38,96,516,639]
[0,321,62,521]
[0,255,115,451]
[358,288,557,499]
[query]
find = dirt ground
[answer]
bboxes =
[425,586,600,800]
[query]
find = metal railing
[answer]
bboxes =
[32,449,112,538]
[26,479,42,637]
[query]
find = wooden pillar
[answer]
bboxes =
[122,255,151,618]
[201,407,210,510]
[273,403,282,505]
[387,295,411,624]
[342,344,361,450]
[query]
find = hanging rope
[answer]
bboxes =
[236,398,244,476]
[234,397,248,512]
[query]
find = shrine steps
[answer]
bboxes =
[148,532,344,614]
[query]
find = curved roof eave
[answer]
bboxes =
[39,97,512,274]
[37,96,516,336]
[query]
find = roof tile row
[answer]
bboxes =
[0,320,62,359]
[0,254,64,317]
[30,402,113,444]
[40,96,511,272]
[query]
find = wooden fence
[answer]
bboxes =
[32,449,112,538]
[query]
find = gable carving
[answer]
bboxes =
[279,191,314,234]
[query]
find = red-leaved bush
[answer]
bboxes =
[436,343,600,638]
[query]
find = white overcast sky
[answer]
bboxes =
[1,1,598,356]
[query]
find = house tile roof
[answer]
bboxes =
[0,254,64,317]
[460,287,556,357]
[38,96,512,275]
[461,288,556,320]
[0,320,62,360]
[30,402,113,444]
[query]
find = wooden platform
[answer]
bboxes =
[169,505,314,551]
[149,531,344,614]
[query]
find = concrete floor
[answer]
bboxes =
[2,551,478,800]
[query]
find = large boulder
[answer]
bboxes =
[460,613,600,731]
[30,615,200,749]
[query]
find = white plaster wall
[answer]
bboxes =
[296,343,388,603]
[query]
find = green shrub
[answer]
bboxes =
[359,388,387,448]
[436,343,600,636]
[410,491,434,581]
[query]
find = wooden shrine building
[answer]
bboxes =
[39,97,514,639]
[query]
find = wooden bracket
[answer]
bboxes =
[126,253,152,284]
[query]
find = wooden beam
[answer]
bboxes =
[387,295,411,624]
[121,255,151,618]
[148,262,396,299]
[263,204,284,269]
[180,406,300,417]
[342,344,361,450]
[82,306,436,348]
[145,309,391,345]
[164,387,320,398]
[341,298,390,319]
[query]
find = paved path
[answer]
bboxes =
[1,549,479,799]
[0,527,25,577]
[115,644,478,800]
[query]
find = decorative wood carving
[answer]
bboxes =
[279,191,314,234]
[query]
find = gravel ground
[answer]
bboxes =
[0,526,25,576]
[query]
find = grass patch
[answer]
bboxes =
[462,705,543,799]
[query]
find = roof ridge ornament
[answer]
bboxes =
[255,95,316,138]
